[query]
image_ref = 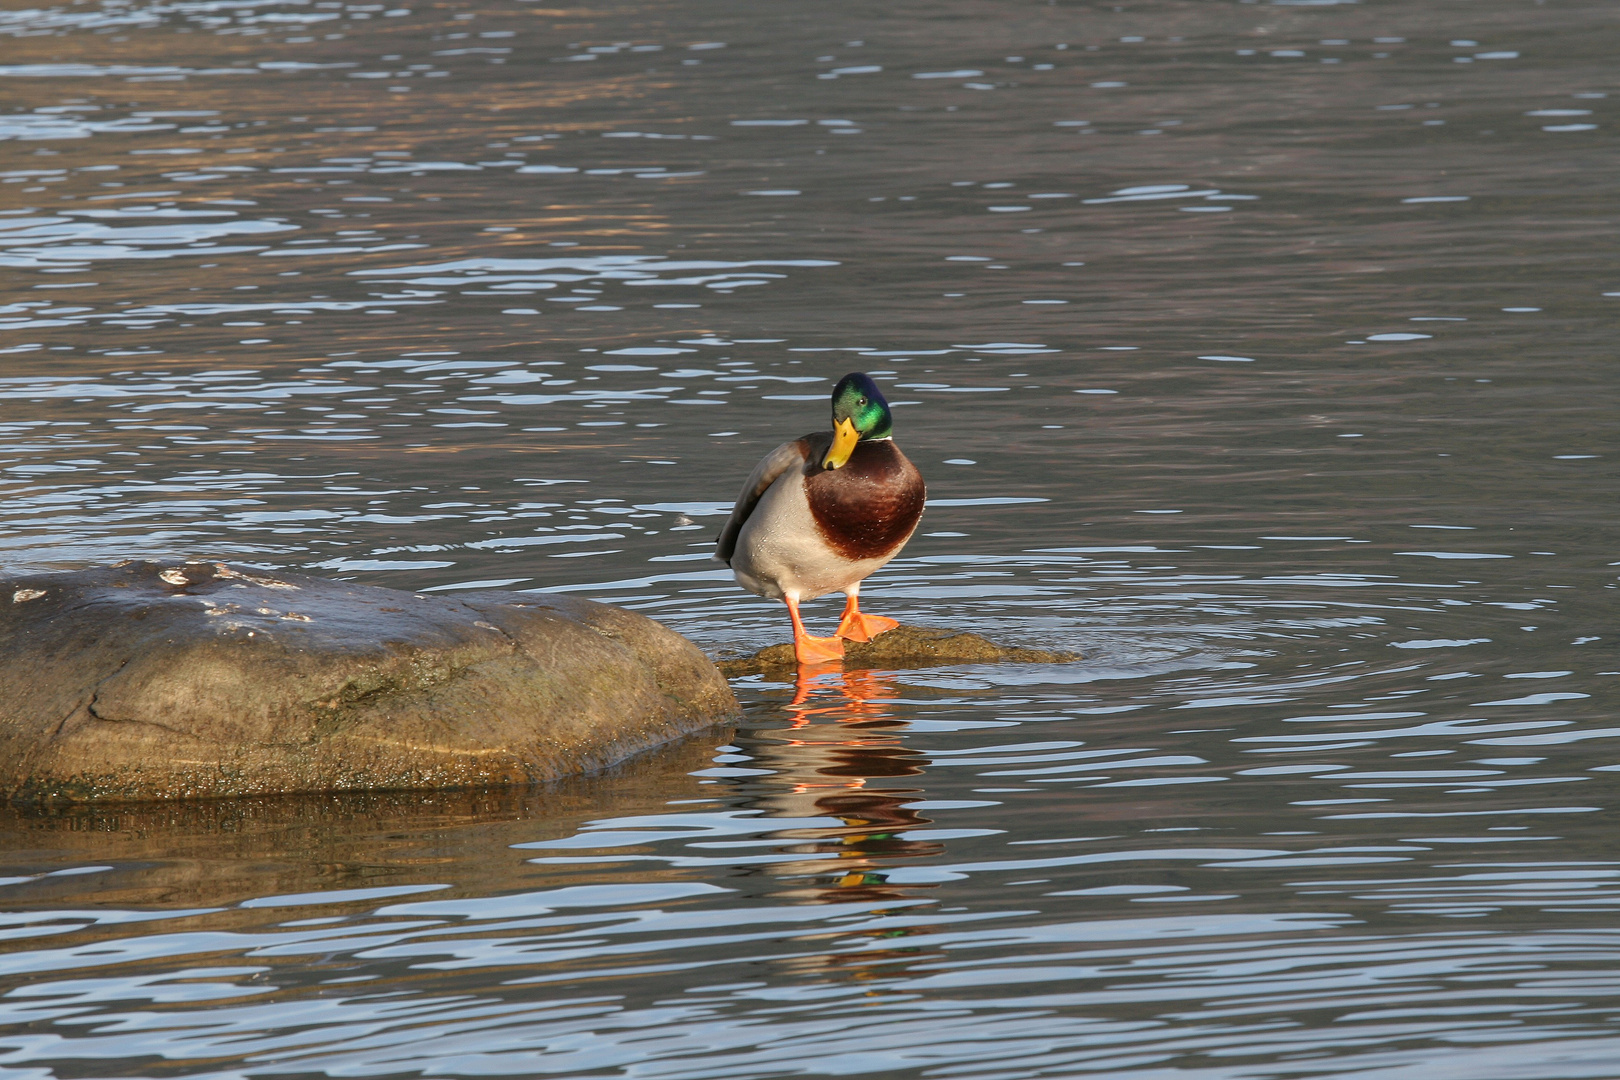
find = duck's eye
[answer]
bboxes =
[857,397,867,406]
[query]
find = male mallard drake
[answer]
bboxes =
[716,372,926,665]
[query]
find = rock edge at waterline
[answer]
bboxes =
[717,624,1079,676]
[0,561,739,803]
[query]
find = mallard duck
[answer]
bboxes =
[716,372,926,664]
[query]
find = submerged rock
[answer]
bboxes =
[0,561,739,803]
[717,624,1078,676]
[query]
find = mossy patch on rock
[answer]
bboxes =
[717,624,1078,676]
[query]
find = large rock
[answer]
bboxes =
[0,561,738,803]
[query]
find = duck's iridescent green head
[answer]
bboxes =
[823,372,893,469]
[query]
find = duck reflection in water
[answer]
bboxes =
[732,663,944,905]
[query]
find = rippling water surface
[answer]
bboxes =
[3,0,1620,1075]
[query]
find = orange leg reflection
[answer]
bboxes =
[787,664,896,719]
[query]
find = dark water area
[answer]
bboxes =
[4,0,1620,1075]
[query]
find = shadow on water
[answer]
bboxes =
[0,672,945,911]
[0,734,728,910]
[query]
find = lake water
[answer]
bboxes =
[3,0,1620,1076]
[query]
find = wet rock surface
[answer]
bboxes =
[0,561,739,803]
[716,625,1079,677]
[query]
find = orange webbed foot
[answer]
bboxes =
[794,633,846,665]
[836,610,899,642]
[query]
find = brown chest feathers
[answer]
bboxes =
[805,439,926,561]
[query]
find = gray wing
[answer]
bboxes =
[715,437,815,565]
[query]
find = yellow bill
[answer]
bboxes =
[823,417,859,469]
